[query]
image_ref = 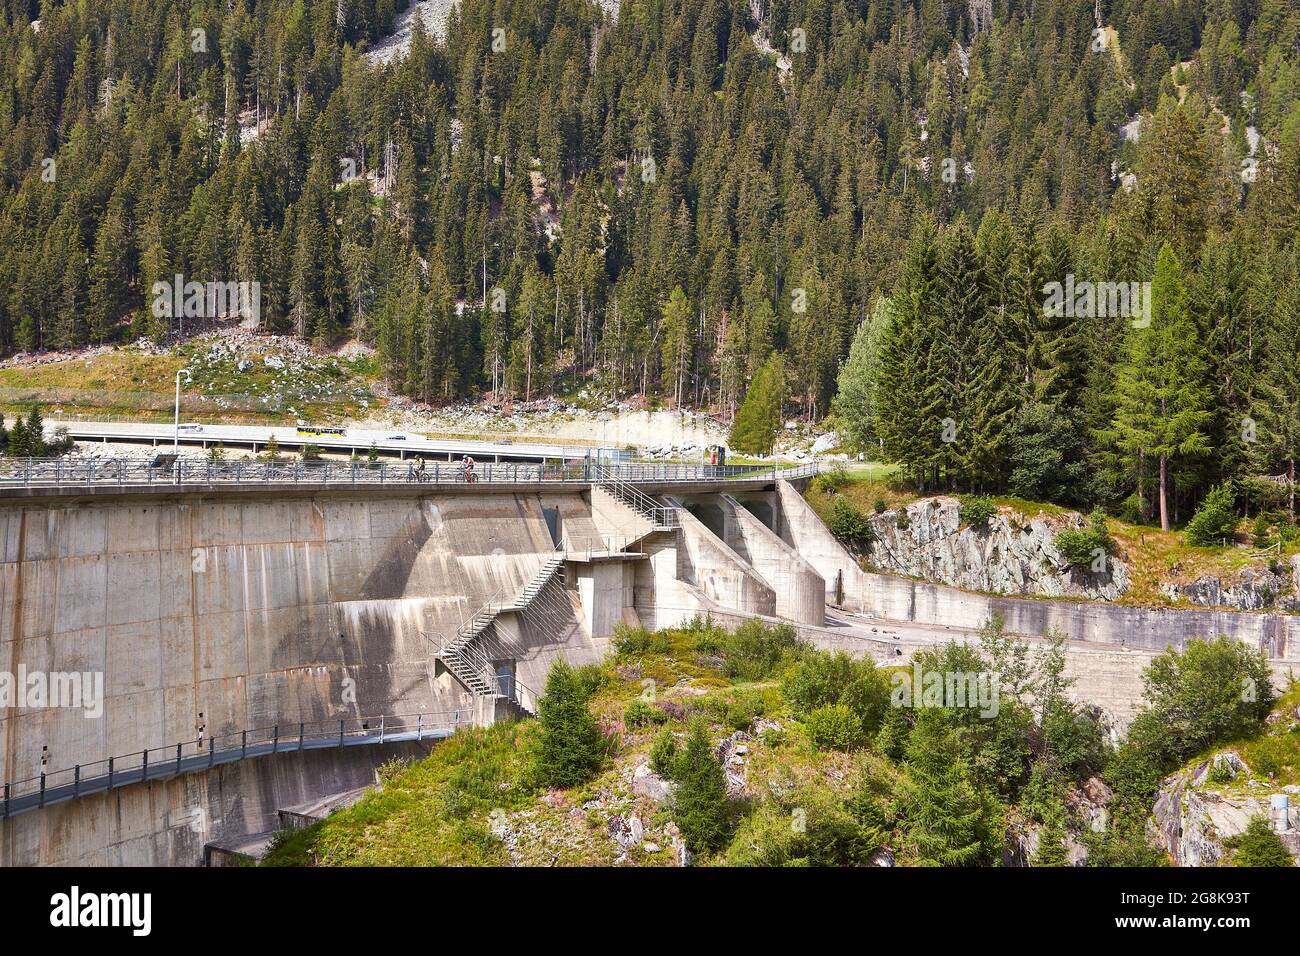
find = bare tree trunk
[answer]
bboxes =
[1159,453,1170,532]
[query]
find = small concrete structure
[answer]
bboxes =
[711,493,824,626]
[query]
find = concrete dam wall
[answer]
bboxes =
[4,474,1296,865]
[0,487,605,864]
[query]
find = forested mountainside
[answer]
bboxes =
[1,0,1299,514]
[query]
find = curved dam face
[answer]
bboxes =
[0,488,605,865]
[4,476,1296,865]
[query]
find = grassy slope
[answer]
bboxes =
[259,625,896,867]
[804,471,1300,611]
[0,340,380,424]
[1183,680,1300,793]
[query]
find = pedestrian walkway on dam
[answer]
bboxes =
[1,711,463,821]
[0,457,818,494]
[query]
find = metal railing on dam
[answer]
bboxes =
[1,711,469,820]
[0,457,818,491]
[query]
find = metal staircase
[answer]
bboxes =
[432,550,567,710]
[591,464,680,530]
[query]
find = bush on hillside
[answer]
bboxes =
[649,729,678,778]
[782,651,891,738]
[1185,483,1239,547]
[1055,509,1117,569]
[1138,636,1276,764]
[805,704,864,751]
[1226,816,1294,867]
[715,620,805,681]
[959,495,997,529]
[828,497,872,545]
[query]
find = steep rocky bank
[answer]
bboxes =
[1151,751,1300,866]
[1161,556,1300,612]
[862,497,1129,601]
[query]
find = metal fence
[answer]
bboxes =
[0,456,818,489]
[1,711,468,819]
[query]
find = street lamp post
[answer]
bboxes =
[173,368,186,451]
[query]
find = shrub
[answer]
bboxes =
[783,651,890,738]
[828,497,872,544]
[1185,483,1239,547]
[573,663,613,698]
[873,498,888,514]
[816,463,849,494]
[649,729,679,778]
[959,495,997,528]
[805,704,863,751]
[723,794,878,866]
[896,510,911,530]
[670,720,732,854]
[783,652,859,713]
[717,620,805,681]
[1253,751,1279,778]
[1056,509,1117,569]
[612,624,671,656]
[623,698,666,729]
[1226,816,1294,867]
[722,690,768,731]
[1253,514,1272,549]
[1139,637,1277,763]
[376,756,414,785]
[532,659,605,788]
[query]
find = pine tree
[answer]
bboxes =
[729,354,784,456]
[1257,250,1300,516]
[25,407,45,457]
[532,659,604,789]
[670,719,731,855]
[7,417,27,457]
[899,712,1001,866]
[659,286,692,408]
[875,220,944,490]
[1032,805,1070,867]
[1108,244,1213,530]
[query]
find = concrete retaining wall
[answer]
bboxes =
[712,494,824,626]
[774,481,1300,661]
[665,497,775,618]
[0,741,428,866]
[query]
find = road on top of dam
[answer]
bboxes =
[53,419,623,462]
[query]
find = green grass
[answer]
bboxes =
[261,721,536,866]
[0,340,380,425]
[1183,679,1300,791]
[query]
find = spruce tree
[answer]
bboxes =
[1109,244,1212,530]
[729,354,784,455]
[670,719,731,855]
[900,712,1001,866]
[532,659,604,789]
[875,220,943,490]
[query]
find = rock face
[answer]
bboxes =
[1151,752,1300,866]
[1002,777,1111,867]
[631,763,675,804]
[1161,556,1300,612]
[863,497,1128,601]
